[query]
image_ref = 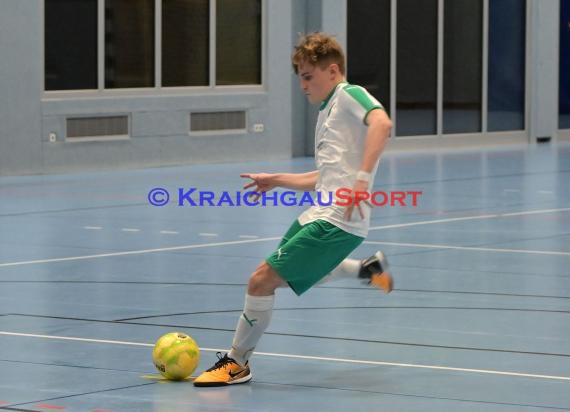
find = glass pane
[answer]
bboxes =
[396,0,438,136]
[443,0,483,134]
[216,0,261,85]
[105,0,155,88]
[162,0,209,87]
[560,0,570,129]
[488,0,526,131]
[347,0,391,114]
[45,0,97,90]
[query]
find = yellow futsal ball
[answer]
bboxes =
[152,332,200,380]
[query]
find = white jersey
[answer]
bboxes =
[298,82,384,237]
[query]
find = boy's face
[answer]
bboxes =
[297,61,339,105]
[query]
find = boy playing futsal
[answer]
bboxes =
[193,32,394,386]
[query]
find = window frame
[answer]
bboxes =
[43,0,265,97]
[347,0,530,139]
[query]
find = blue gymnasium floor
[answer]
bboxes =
[0,142,569,411]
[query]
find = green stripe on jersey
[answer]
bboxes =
[343,84,382,112]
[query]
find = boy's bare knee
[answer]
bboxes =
[248,262,286,296]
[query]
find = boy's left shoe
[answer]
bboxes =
[358,251,394,293]
[193,352,252,387]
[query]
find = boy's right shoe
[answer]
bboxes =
[358,251,394,293]
[193,352,252,387]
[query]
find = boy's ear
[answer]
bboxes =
[329,63,340,76]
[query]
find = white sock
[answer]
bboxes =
[228,294,275,366]
[317,258,361,285]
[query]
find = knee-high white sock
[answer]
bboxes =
[228,294,275,366]
[317,258,361,285]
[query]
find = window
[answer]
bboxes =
[488,0,526,131]
[443,0,483,134]
[216,0,262,85]
[348,0,528,138]
[396,0,438,136]
[44,0,263,91]
[347,0,391,114]
[162,0,209,87]
[105,0,155,88]
[45,0,98,90]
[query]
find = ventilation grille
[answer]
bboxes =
[190,111,246,132]
[67,116,129,138]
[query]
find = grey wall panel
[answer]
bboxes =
[0,0,43,175]
[40,139,162,174]
[131,111,189,138]
[291,0,308,157]
[264,0,294,162]
[322,0,346,49]
[306,0,323,35]
[529,0,560,141]
[39,90,272,172]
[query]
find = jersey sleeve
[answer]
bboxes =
[341,84,384,124]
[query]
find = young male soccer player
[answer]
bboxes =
[193,32,394,386]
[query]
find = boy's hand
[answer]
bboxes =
[343,180,372,221]
[240,173,277,201]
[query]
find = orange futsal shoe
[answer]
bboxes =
[193,352,252,387]
[358,251,394,293]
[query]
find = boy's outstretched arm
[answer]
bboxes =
[240,170,319,199]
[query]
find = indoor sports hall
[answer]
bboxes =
[1,1,569,411]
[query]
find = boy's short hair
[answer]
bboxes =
[292,32,346,75]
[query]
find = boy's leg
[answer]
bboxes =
[358,251,394,292]
[228,261,286,366]
[193,220,304,387]
[193,219,366,387]
[318,252,394,293]
[315,258,360,284]
[193,262,285,387]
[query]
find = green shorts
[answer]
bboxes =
[266,219,364,296]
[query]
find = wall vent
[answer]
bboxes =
[190,111,246,132]
[67,116,129,139]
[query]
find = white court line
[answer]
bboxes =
[369,214,499,230]
[0,237,281,268]
[159,230,179,235]
[0,331,568,382]
[364,241,570,257]
[1,207,569,268]
[369,207,570,231]
[500,208,570,217]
